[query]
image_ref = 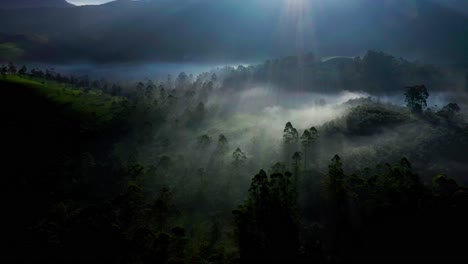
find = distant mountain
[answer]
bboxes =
[0,0,466,64]
[0,0,74,9]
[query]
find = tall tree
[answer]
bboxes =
[18,65,27,75]
[0,65,7,76]
[405,85,429,114]
[232,148,247,168]
[216,134,229,154]
[324,155,348,255]
[176,72,189,90]
[292,152,302,185]
[197,134,211,151]
[159,85,167,105]
[145,80,156,99]
[437,102,460,121]
[283,122,299,167]
[233,170,299,263]
[300,127,318,169]
[7,62,17,74]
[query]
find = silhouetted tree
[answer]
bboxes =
[145,80,155,99]
[324,155,348,255]
[215,134,229,154]
[166,74,174,90]
[18,65,27,75]
[269,162,287,175]
[176,72,189,89]
[292,151,302,185]
[197,135,211,150]
[7,62,17,74]
[0,65,7,76]
[283,122,299,167]
[232,148,247,168]
[233,170,299,263]
[433,174,459,198]
[211,73,218,83]
[405,85,429,113]
[300,127,318,169]
[159,85,167,105]
[437,102,460,121]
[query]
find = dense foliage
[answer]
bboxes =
[1,57,468,263]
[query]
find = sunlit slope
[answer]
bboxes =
[0,75,127,131]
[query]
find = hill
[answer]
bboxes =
[0,0,74,9]
[0,0,467,64]
[0,75,126,130]
[0,74,130,261]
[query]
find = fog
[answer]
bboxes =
[27,62,254,80]
[4,0,468,261]
[5,53,468,263]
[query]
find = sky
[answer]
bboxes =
[67,0,113,5]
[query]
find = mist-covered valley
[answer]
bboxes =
[2,0,468,263]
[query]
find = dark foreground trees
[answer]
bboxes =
[233,155,468,263]
[233,170,299,263]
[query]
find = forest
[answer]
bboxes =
[2,48,468,263]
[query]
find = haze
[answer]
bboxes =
[2,0,468,263]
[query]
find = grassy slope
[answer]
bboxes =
[1,75,130,260]
[0,75,126,131]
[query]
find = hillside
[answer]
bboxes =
[0,0,74,9]
[1,74,131,261]
[0,0,466,63]
[0,75,126,129]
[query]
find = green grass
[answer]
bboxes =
[0,75,128,130]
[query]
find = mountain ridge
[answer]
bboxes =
[0,0,75,9]
[0,0,466,64]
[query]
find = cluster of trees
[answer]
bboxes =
[0,61,17,75]
[282,122,319,174]
[233,155,468,262]
[215,50,446,94]
[3,55,468,263]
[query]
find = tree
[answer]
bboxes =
[145,80,156,99]
[283,122,299,144]
[197,135,211,150]
[188,102,205,128]
[324,155,348,255]
[233,170,299,263]
[232,148,247,168]
[325,155,346,203]
[433,174,459,198]
[18,65,27,75]
[7,62,17,74]
[166,74,174,89]
[405,85,429,114]
[176,72,189,89]
[159,85,167,105]
[283,122,299,167]
[136,81,145,97]
[437,102,460,121]
[0,65,7,76]
[215,134,229,154]
[269,162,287,175]
[300,127,318,169]
[292,152,302,185]
[211,73,218,83]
